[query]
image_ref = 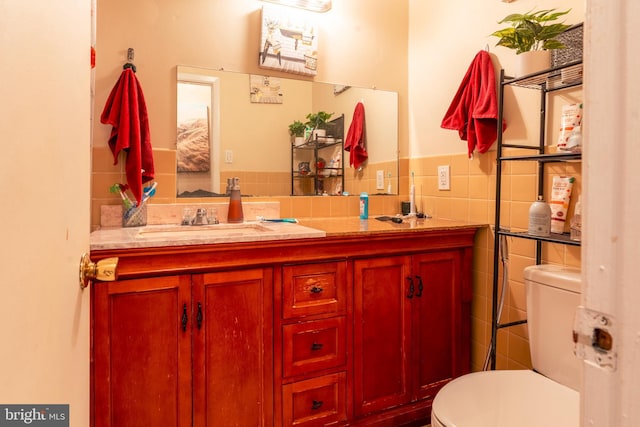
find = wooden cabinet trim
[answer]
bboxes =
[91,228,478,280]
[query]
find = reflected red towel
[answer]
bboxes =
[101,68,154,205]
[344,102,368,169]
[441,50,506,158]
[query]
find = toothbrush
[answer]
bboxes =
[409,171,417,215]
[257,216,298,223]
[141,182,157,202]
[110,183,133,209]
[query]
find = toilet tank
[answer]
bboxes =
[524,264,582,391]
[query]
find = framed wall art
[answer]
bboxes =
[259,4,319,76]
[250,74,284,104]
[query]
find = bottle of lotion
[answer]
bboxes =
[528,196,551,236]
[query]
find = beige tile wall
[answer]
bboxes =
[91,146,581,372]
[92,147,405,229]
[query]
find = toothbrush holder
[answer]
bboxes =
[122,203,147,227]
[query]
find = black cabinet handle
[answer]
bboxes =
[406,276,414,299]
[196,302,203,329]
[311,342,323,351]
[415,275,423,297]
[311,400,323,410]
[310,286,323,294]
[181,303,188,331]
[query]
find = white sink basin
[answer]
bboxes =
[96,221,329,248]
[136,223,273,239]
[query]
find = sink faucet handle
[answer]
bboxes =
[207,208,219,224]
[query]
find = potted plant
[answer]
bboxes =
[305,111,334,140]
[288,120,307,146]
[491,8,572,76]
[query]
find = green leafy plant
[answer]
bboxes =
[305,111,334,130]
[491,9,572,54]
[288,120,307,137]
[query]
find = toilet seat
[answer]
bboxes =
[431,370,579,427]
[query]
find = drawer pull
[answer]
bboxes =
[311,342,323,351]
[181,303,188,331]
[311,400,324,410]
[310,286,324,294]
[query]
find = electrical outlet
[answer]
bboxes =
[438,165,450,190]
[376,170,385,190]
[225,150,233,164]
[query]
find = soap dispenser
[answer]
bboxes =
[227,177,244,223]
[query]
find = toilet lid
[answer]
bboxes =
[432,370,579,427]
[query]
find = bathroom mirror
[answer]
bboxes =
[176,66,398,197]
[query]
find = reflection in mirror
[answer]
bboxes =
[176,65,398,197]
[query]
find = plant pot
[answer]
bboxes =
[312,128,326,141]
[293,136,305,146]
[515,50,551,77]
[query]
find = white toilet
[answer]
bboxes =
[431,264,582,427]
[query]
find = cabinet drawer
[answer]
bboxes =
[282,372,347,427]
[283,317,346,378]
[283,261,346,319]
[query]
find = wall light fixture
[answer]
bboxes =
[261,0,332,13]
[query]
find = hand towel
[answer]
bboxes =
[441,50,506,158]
[344,102,368,169]
[101,68,154,205]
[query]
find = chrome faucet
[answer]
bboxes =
[192,208,209,225]
[184,208,219,226]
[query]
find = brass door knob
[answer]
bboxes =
[79,253,118,289]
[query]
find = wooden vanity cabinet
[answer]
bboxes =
[91,225,477,427]
[92,268,273,427]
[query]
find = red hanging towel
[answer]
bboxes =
[101,68,154,205]
[441,50,506,158]
[344,102,368,169]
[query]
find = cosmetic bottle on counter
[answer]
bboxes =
[227,177,244,223]
[359,192,369,219]
[528,196,551,237]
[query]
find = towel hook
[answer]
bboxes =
[123,48,137,72]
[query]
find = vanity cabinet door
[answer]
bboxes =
[92,275,193,427]
[353,255,413,416]
[411,250,464,401]
[192,268,274,427]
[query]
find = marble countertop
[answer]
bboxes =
[297,217,484,237]
[90,216,486,251]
